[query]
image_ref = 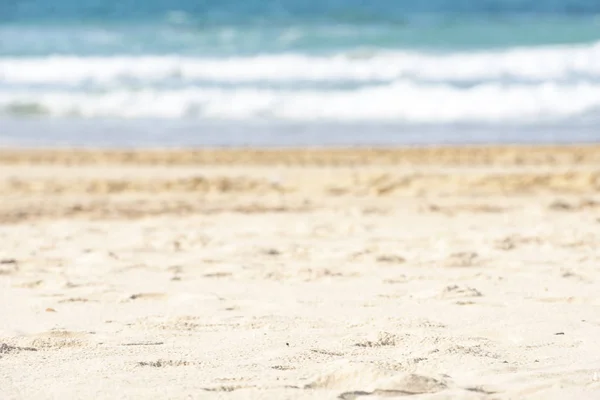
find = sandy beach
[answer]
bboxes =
[1,146,600,399]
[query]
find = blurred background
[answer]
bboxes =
[1,0,600,146]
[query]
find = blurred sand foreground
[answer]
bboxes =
[1,146,600,399]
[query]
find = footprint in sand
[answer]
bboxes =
[445,252,480,267]
[136,359,196,367]
[0,342,37,356]
[58,297,94,303]
[307,362,496,398]
[439,285,483,300]
[4,330,92,351]
[305,362,449,397]
[376,255,406,264]
[354,331,400,348]
[494,235,541,251]
[0,258,18,275]
[127,292,168,301]
[549,198,600,212]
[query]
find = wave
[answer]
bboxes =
[3,81,600,122]
[3,42,600,85]
[5,42,600,123]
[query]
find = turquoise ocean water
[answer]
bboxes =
[2,0,600,146]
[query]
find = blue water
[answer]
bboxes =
[2,0,600,146]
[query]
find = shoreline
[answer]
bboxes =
[1,144,599,166]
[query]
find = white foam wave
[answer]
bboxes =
[3,81,600,122]
[3,42,600,85]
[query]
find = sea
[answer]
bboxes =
[1,0,600,147]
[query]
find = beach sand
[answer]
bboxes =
[1,146,600,399]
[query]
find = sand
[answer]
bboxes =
[1,146,600,399]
